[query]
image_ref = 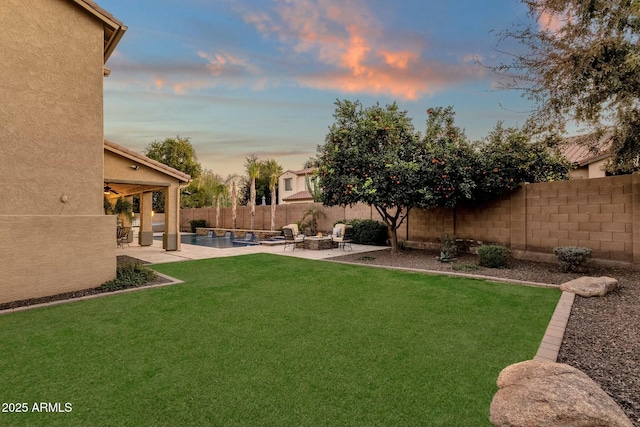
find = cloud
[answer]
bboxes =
[243,0,485,100]
[106,47,262,95]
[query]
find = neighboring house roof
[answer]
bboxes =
[283,190,314,202]
[70,0,127,64]
[104,140,191,183]
[561,132,612,167]
[280,167,317,177]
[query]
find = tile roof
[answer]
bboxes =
[280,167,317,177]
[283,190,314,201]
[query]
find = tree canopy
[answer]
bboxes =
[145,136,202,179]
[317,100,570,253]
[319,100,429,252]
[491,0,640,172]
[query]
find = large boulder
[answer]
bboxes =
[490,360,632,427]
[559,276,618,297]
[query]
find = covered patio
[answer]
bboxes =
[104,140,190,251]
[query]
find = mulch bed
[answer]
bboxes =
[0,256,171,312]
[328,248,640,426]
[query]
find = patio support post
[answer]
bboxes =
[124,195,134,243]
[163,185,180,251]
[138,191,154,246]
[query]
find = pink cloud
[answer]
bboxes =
[243,0,484,100]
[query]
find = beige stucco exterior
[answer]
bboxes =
[0,0,126,304]
[278,168,317,204]
[104,141,190,251]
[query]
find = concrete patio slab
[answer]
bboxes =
[117,239,388,264]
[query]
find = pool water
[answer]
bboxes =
[154,235,259,248]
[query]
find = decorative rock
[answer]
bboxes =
[559,276,618,297]
[490,360,633,427]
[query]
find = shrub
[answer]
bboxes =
[553,246,592,272]
[477,245,509,268]
[99,262,157,292]
[336,219,388,245]
[189,219,207,233]
[438,234,457,262]
[452,262,479,272]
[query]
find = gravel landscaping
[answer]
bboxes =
[329,248,640,426]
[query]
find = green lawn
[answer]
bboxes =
[0,254,560,426]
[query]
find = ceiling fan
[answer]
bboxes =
[103,184,119,195]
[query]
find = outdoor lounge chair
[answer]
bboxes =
[332,225,353,251]
[283,227,304,251]
[116,226,131,248]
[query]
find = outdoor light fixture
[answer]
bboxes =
[131,165,139,170]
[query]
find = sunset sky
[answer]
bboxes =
[100,0,541,177]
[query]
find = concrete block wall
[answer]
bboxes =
[523,175,633,263]
[455,196,512,245]
[181,203,375,234]
[181,174,639,266]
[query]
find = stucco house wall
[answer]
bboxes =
[0,0,121,303]
[278,168,316,204]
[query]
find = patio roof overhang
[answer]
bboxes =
[104,140,191,251]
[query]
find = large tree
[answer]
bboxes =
[144,136,202,211]
[182,169,225,209]
[492,0,640,172]
[473,123,571,201]
[318,100,428,253]
[145,135,202,178]
[420,107,477,209]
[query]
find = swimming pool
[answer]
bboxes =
[154,234,260,248]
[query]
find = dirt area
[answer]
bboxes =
[328,248,640,426]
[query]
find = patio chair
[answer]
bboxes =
[332,225,353,251]
[283,227,304,251]
[116,226,131,248]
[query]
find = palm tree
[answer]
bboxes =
[300,206,326,235]
[263,159,284,231]
[226,174,240,229]
[245,154,261,230]
[212,181,228,229]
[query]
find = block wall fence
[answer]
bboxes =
[181,174,640,267]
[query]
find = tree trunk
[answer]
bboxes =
[215,197,220,228]
[389,226,399,254]
[231,182,237,229]
[250,179,256,230]
[270,187,276,231]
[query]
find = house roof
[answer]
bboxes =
[561,132,612,167]
[104,140,191,183]
[283,190,314,202]
[70,0,127,63]
[280,167,317,177]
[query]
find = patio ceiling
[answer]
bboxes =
[103,181,168,197]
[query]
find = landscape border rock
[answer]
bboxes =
[559,276,618,297]
[490,360,633,427]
